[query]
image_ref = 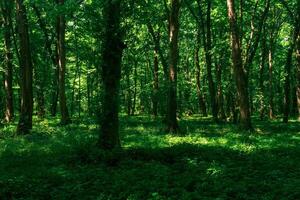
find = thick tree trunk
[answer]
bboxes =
[166,0,180,133]
[16,0,33,134]
[152,49,159,117]
[1,1,14,122]
[283,24,299,123]
[56,0,71,125]
[99,0,124,150]
[283,42,294,123]
[227,0,252,130]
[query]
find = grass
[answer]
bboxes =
[0,115,299,199]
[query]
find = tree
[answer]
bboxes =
[16,0,33,134]
[99,0,125,150]
[56,0,71,125]
[166,0,181,133]
[1,0,14,122]
[226,0,252,130]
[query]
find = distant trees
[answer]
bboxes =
[1,0,300,147]
[1,0,14,122]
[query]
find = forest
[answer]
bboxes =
[0,0,299,199]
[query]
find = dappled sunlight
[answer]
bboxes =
[0,116,299,199]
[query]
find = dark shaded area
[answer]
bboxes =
[0,116,299,199]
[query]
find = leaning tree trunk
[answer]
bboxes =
[1,0,14,122]
[56,0,71,125]
[16,0,33,134]
[99,0,125,150]
[227,0,252,130]
[166,0,180,133]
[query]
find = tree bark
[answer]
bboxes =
[259,27,267,120]
[166,0,180,133]
[56,0,71,125]
[201,0,218,121]
[152,49,159,117]
[296,0,300,121]
[99,0,124,150]
[227,0,252,130]
[283,24,299,123]
[16,0,33,134]
[1,0,14,122]
[268,41,275,119]
[195,46,207,116]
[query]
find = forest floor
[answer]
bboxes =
[0,115,299,200]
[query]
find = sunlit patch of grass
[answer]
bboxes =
[0,115,299,199]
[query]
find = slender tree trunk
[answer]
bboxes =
[1,1,14,122]
[227,0,252,130]
[56,0,71,125]
[296,1,300,121]
[259,27,267,120]
[283,42,294,123]
[268,42,275,119]
[131,62,137,115]
[203,0,218,121]
[126,68,132,116]
[16,0,33,134]
[195,46,207,116]
[166,0,181,133]
[50,68,59,116]
[32,4,58,117]
[99,0,125,150]
[216,62,226,120]
[152,49,159,117]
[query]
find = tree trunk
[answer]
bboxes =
[195,46,207,116]
[201,0,218,121]
[99,0,124,150]
[259,27,267,120]
[16,0,33,134]
[268,42,275,119]
[32,4,58,117]
[131,62,137,115]
[296,1,300,121]
[216,61,226,120]
[56,0,71,125]
[227,0,252,130]
[152,49,159,117]
[283,23,299,123]
[1,0,14,122]
[166,0,180,133]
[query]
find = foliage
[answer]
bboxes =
[0,116,299,199]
